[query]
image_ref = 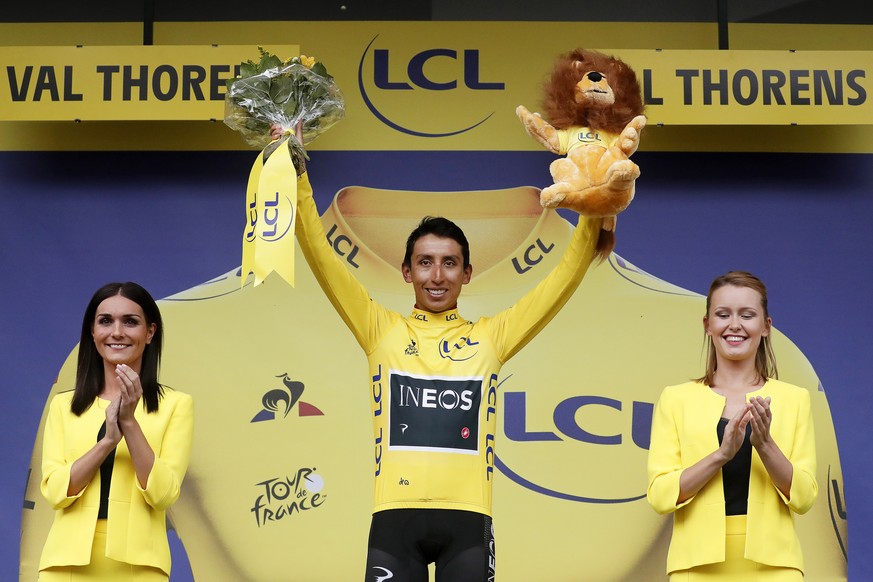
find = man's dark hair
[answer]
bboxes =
[403,216,470,268]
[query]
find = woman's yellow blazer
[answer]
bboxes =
[39,389,194,575]
[647,379,817,574]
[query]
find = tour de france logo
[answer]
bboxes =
[250,466,327,528]
[251,373,324,423]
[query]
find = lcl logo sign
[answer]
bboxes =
[358,35,505,137]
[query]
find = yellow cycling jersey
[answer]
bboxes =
[295,172,601,515]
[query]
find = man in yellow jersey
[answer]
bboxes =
[283,127,605,582]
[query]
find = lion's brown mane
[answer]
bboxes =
[541,49,644,135]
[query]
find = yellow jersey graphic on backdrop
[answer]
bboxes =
[19,185,846,581]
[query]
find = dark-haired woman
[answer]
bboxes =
[38,282,193,581]
[647,271,817,580]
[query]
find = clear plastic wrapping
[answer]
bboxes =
[224,49,345,159]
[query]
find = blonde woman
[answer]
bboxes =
[647,271,816,580]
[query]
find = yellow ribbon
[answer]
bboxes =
[241,138,298,287]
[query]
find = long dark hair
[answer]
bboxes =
[71,282,165,415]
[697,271,778,387]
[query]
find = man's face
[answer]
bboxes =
[401,234,472,313]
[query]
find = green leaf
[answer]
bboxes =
[269,77,294,103]
[283,96,299,118]
[310,85,327,101]
[239,62,258,78]
[311,62,328,78]
[259,53,282,72]
[247,77,270,95]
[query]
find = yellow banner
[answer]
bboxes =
[3,22,873,151]
[2,42,871,126]
[241,139,298,287]
[0,45,297,121]
[636,49,872,125]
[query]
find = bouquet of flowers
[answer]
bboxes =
[224,48,345,165]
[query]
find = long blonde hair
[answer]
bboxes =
[697,271,778,387]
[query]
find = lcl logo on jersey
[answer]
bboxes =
[439,334,479,362]
[251,373,324,422]
[326,223,361,269]
[511,238,556,275]
[358,35,505,137]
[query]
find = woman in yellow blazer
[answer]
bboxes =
[38,282,194,581]
[647,271,816,580]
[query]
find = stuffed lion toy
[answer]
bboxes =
[517,48,646,259]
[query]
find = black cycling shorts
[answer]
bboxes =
[364,508,495,582]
